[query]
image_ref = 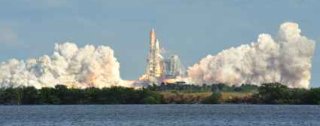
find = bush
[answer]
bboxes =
[143,96,159,104]
[201,92,221,104]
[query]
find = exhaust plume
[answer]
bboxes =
[188,22,315,88]
[0,42,127,88]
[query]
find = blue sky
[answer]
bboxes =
[0,0,319,87]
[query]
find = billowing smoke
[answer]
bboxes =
[188,22,315,88]
[0,42,129,88]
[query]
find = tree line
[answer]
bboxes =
[0,85,163,105]
[202,83,320,104]
[252,83,320,104]
[148,82,259,93]
[0,83,319,105]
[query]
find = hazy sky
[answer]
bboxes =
[0,0,319,86]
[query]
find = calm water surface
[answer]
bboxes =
[0,105,319,126]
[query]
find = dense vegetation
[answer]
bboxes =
[0,83,319,105]
[148,83,259,93]
[253,83,320,104]
[0,85,163,105]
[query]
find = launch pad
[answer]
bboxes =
[139,29,186,85]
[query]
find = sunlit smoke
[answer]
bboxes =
[0,42,130,88]
[0,22,316,89]
[188,22,315,88]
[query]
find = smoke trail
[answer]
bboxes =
[188,22,315,88]
[0,42,128,88]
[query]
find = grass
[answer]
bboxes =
[158,90,253,104]
[159,91,211,104]
[220,92,253,101]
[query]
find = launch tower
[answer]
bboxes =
[139,29,186,85]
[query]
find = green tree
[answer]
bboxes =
[305,88,320,104]
[21,86,39,104]
[39,87,60,104]
[0,88,21,105]
[255,83,289,104]
[84,87,100,104]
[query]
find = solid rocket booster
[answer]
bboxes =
[150,28,156,50]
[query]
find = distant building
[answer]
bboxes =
[163,55,186,79]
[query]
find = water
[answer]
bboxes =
[0,105,319,126]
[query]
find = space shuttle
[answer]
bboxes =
[146,28,163,83]
[140,28,185,85]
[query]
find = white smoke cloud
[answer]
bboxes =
[188,22,315,88]
[0,42,130,88]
